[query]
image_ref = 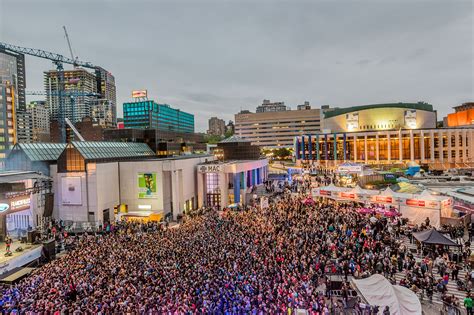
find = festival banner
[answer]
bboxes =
[138,173,158,199]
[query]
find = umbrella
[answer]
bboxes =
[303,198,315,205]
[357,208,373,214]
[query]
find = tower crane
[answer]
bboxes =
[63,26,78,67]
[0,41,98,143]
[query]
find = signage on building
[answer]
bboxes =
[320,190,331,196]
[138,173,157,199]
[340,192,355,199]
[132,90,147,98]
[199,165,221,173]
[62,177,83,205]
[337,164,363,173]
[374,196,393,204]
[9,196,31,212]
[0,204,9,213]
[346,112,359,131]
[404,110,417,129]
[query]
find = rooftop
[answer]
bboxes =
[71,141,155,161]
[219,135,251,143]
[0,171,50,183]
[9,143,66,162]
[323,102,435,119]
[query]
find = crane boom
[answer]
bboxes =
[0,42,96,69]
[62,26,76,65]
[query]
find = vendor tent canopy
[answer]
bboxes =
[350,185,379,196]
[352,274,421,315]
[412,229,460,246]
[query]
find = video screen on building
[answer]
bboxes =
[404,110,417,128]
[138,173,157,199]
[346,112,359,130]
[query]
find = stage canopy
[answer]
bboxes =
[412,229,460,247]
[352,274,422,315]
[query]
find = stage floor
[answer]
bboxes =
[0,241,42,274]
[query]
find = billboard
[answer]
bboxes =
[404,110,417,128]
[346,112,359,130]
[62,177,82,205]
[132,90,147,98]
[138,173,157,199]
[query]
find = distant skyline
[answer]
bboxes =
[1,0,472,132]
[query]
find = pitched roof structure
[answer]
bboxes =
[10,143,67,161]
[71,141,155,160]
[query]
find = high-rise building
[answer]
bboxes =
[123,100,194,133]
[207,117,226,136]
[226,120,235,135]
[94,67,117,128]
[0,48,26,111]
[235,101,321,148]
[26,101,50,142]
[0,82,17,167]
[16,110,33,143]
[44,68,98,124]
[256,99,289,113]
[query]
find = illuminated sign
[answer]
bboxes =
[375,196,393,203]
[0,204,9,213]
[199,165,221,173]
[320,190,331,196]
[9,196,31,212]
[132,90,147,98]
[406,199,424,207]
[404,110,417,129]
[340,192,355,199]
[346,112,359,131]
[138,204,152,210]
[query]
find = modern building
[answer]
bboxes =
[321,102,437,133]
[123,100,194,133]
[103,128,207,157]
[217,136,261,161]
[235,101,321,148]
[94,67,117,128]
[197,158,268,208]
[49,141,211,223]
[50,117,105,143]
[15,110,33,143]
[207,117,226,136]
[0,82,16,167]
[446,102,474,127]
[6,142,66,176]
[0,47,26,112]
[256,99,289,113]
[26,101,50,142]
[44,68,98,123]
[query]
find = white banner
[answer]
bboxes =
[62,177,82,205]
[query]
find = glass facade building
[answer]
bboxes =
[123,100,194,133]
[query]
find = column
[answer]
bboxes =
[308,135,313,160]
[455,130,460,162]
[171,170,180,219]
[295,138,300,160]
[447,130,452,163]
[462,129,468,162]
[399,130,403,162]
[420,130,425,162]
[353,135,357,162]
[324,134,328,161]
[301,136,306,160]
[469,130,474,163]
[343,133,347,161]
[439,130,444,163]
[241,171,247,204]
[252,169,257,186]
[410,130,414,162]
[364,135,368,164]
[376,134,380,163]
[197,172,205,208]
[315,135,320,161]
[219,172,228,208]
[333,133,338,161]
[233,173,241,203]
[387,133,391,162]
[430,130,435,162]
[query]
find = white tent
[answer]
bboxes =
[352,274,421,315]
[381,187,395,196]
[350,185,379,196]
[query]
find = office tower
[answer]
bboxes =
[207,117,226,136]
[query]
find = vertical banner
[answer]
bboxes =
[62,177,82,205]
[138,173,158,199]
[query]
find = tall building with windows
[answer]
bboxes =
[256,99,289,113]
[235,101,321,148]
[44,68,98,123]
[207,117,226,136]
[94,67,117,127]
[123,100,194,133]
[26,101,50,142]
[0,48,26,111]
[0,82,16,167]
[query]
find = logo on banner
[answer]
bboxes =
[340,192,355,199]
[406,199,425,207]
[375,196,393,203]
[320,190,331,196]
[0,204,9,213]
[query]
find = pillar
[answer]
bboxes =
[387,133,391,162]
[343,133,347,161]
[410,130,414,162]
[430,130,435,162]
[233,173,241,203]
[455,130,460,162]
[364,135,368,164]
[171,170,180,219]
[295,138,300,160]
[447,130,452,163]
[324,134,328,161]
[439,130,444,163]
[333,133,338,161]
[353,135,357,162]
[420,130,425,162]
[376,134,380,162]
[462,129,467,162]
[308,135,313,160]
[301,135,306,160]
[399,130,403,162]
[197,172,205,208]
[219,172,228,208]
[315,135,320,161]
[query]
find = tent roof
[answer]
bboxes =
[321,184,349,192]
[352,274,421,315]
[351,185,378,195]
[413,229,460,246]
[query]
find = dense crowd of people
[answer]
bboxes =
[0,185,471,313]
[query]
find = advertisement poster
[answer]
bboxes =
[138,173,157,199]
[404,110,417,128]
[346,112,359,130]
[62,177,82,205]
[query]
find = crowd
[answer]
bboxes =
[0,189,471,313]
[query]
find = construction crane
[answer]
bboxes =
[62,26,78,67]
[0,41,98,143]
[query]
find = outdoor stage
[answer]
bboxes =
[0,241,42,275]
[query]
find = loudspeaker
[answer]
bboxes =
[42,240,56,261]
[27,230,39,244]
[43,193,54,217]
